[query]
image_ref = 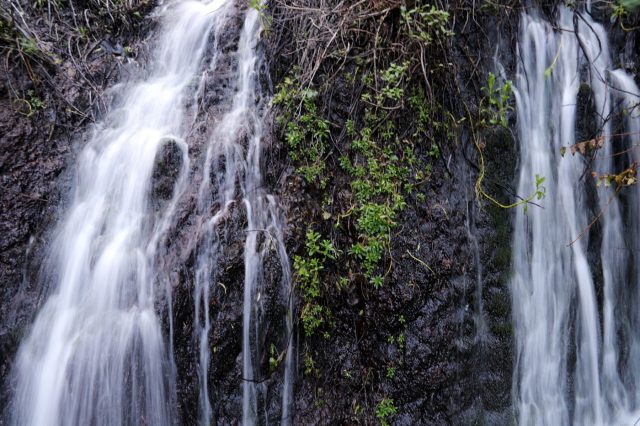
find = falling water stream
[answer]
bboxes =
[10,0,293,425]
[512,5,640,425]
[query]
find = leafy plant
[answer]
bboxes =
[610,0,640,30]
[397,332,406,348]
[482,72,513,128]
[304,351,319,377]
[294,230,336,336]
[386,366,396,379]
[400,5,454,44]
[248,0,264,11]
[270,7,459,392]
[544,42,563,79]
[375,398,397,426]
[248,0,272,30]
[620,0,640,9]
[273,76,330,187]
[473,72,547,212]
[336,63,440,283]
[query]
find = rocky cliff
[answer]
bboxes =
[2,0,636,424]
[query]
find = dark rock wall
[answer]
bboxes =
[260,1,524,424]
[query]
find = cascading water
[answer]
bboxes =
[193,4,294,424]
[609,68,640,411]
[10,2,224,424]
[512,6,640,425]
[9,0,294,424]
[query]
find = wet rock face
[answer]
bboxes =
[261,3,521,424]
[151,138,184,205]
[153,7,262,423]
[271,146,515,424]
[456,126,517,425]
[0,87,72,419]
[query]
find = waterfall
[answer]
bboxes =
[10,1,221,423]
[512,6,640,425]
[10,0,294,424]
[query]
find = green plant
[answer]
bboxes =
[482,72,513,128]
[16,89,46,117]
[336,63,426,283]
[273,76,330,187]
[379,62,409,101]
[522,174,546,214]
[397,332,406,348]
[375,397,397,426]
[619,0,640,9]
[544,42,562,79]
[247,0,272,38]
[269,343,285,371]
[304,351,319,377]
[472,73,547,212]
[0,14,60,74]
[269,5,460,376]
[354,403,363,416]
[611,1,640,30]
[370,275,384,288]
[248,0,264,11]
[301,303,329,336]
[400,5,454,44]
[78,25,89,39]
[337,276,349,291]
[294,230,336,336]
[386,366,396,379]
